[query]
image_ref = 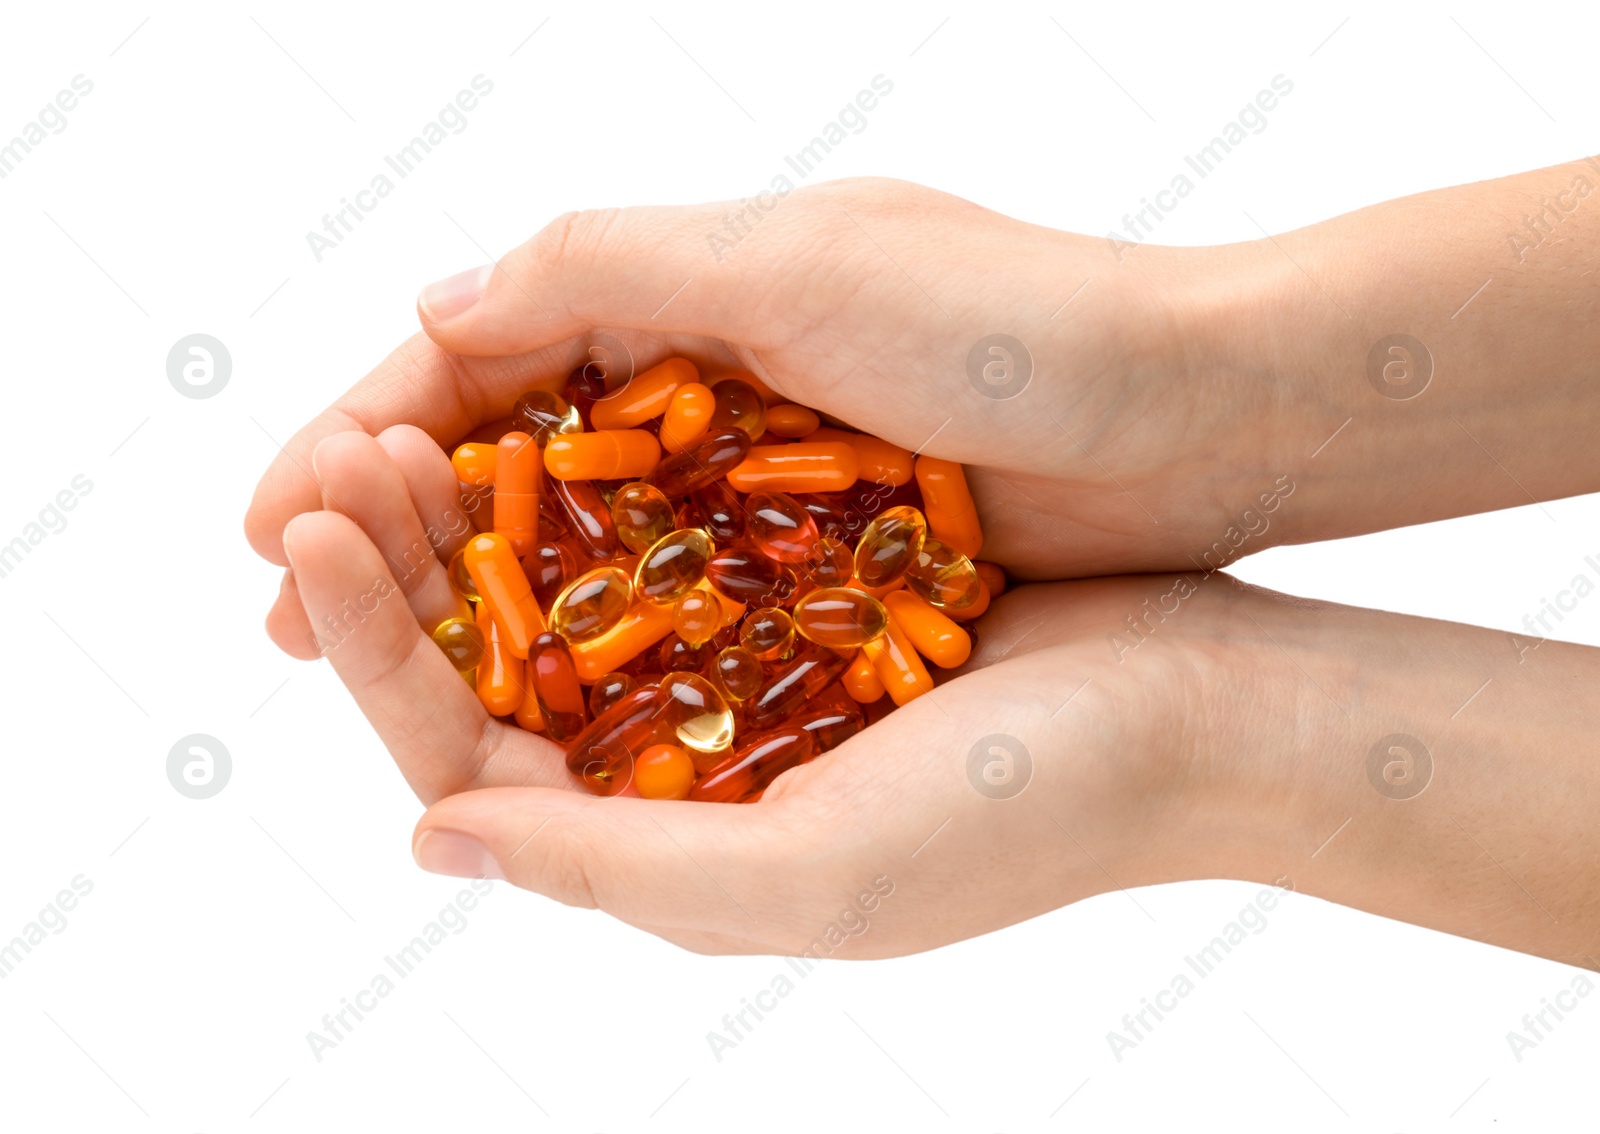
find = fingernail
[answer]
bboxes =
[413,829,504,880]
[419,264,493,322]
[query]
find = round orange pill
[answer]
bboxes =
[635,743,695,800]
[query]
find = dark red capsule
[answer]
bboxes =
[688,727,815,804]
[522,541,577,611]
[744,643,854,729]
[792,699,865,752]
[704,546,793,607]
[692,480,747,542]
[659,633,715,673]
[645,428,752,498]
[563,683,661,794]
[530,631,588,742]
[547,476,620,560]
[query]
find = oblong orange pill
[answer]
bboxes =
[591,357,698,430]
[765,403,821,438]
[801,426,914,487]
[842,650,886,703]
[476,604,525,716]
[513,657,545,731]
[566,600,677,682]
[726,442,858,493]
[451,441,497,487]
[884,590,971,669]
[462,532,546,659]
[493,431,540,556]
[945,577,990,622]
[862,611,934,706]
[544,430,661,481]
[915,456,983,558]
[974,560,1006,597]
[660,383,716,453]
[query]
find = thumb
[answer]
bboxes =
[410,786,803,937]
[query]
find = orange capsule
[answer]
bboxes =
[945,577,991,622]
[727,442,858,494]
[475,603,525,716]
[544,430,661,481]
[793,587,889,650]
[513,657,545,732]
[463,532,546,659]
[862,611,935,706]
[635,743,695,800]
[765,403,821,438]
[974,560,1007,597]
[566,600,677,682]
[493,431,541,556]
[660,382,716,452]
[915,455,983,559]
[451,441,497,487]
[905,537,982,609]
[842,650,887,703]
[883,590,971,669]
[800,426,914,487]
[591,356,698,429]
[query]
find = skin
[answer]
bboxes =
[248,161,1600,965]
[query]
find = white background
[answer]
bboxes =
[1,2,1597,1130]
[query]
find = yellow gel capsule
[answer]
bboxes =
[740,606,795,661]
[853,505,927,589]
[549,566,634,643]
[672,587,722,646]
[634,528,713,606]
[793,587,889,650]
[447,546,480,602]
[432,615,486,671]
[657,671,735,753]
[610,481,677,554]
[905,537,982,609]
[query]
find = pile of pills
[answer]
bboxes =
[433,357,1001,802]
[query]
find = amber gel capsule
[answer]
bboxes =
[799,536,854,588]
[547,475,620,560]
[589,672,634,717]
[740,607,796,661]
[564,683,662,794]
[671,587,722,646]
[463,532,546,659]
[522,541,577,611]
[854,505,927,589]
[744,642,855,728]
[746,491,821,563]
[611,482,676,554]
[549,566,633,643]
[433,616,486,672]
[657,671,736,752]
[493,431,541,556]
[706,377,768,439]
[793,587,889,650]
[692,479,747,541]
[689,727,815,804]
[710,645,764,701]
[905,537,982,610]
[646,428,753,498]
[512,389,581,445]
[634,529,713,606]
[704,546,792,607]
[530,631,588,741]
[544,430,660,481]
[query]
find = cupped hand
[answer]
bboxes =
[249,178,1307,664]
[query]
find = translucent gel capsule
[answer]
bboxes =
[565,684,662,794]
[707,377,767,439]
[522,541,576,611]
[512,389,581,446]
[610,482,676,554]
[915,455,983,559]
[588,672,633,718]
[433,615,486,671]
[591,357,697,430]
[544,429,661,481]
[792,697,866,752]
[745,643,855,729]
[884,589,972,668]
[447,546,480,602]
[549,566,633,643]
[727,442,858,494]
[740,607,795,661]
[710,645,764,701]
[634,528,712,606]
[853,505,927,590]
[801,426,915,487]
[905,537,982,610]
[493,431,541,556]
[792,494,850,541]
[746,491,821,563]
[692,480,746,541]
[463,532,547,659]
[945,576,991,623]
[529,631,588,741]
[799,536,854,588]
[672,588,722,646]
[547,475,620,560]
[765,403,820,438]
[564,359,629,428]
[660,382,716,452]
[793,587,889,650]
[704,546,793,607]
[659,633,714,674]
[689,727,814,804]
[566,600,677,682]
[635,743,695,800]
[645,428,753,498]
[657,671,735,753]
[836,477,924,539]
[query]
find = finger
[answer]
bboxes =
[411,787,849,942]
[245,332,565,566]
[374,424,477,565]
[281,509,567,802]
[311,431,469,636]
[265,567,322,660]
